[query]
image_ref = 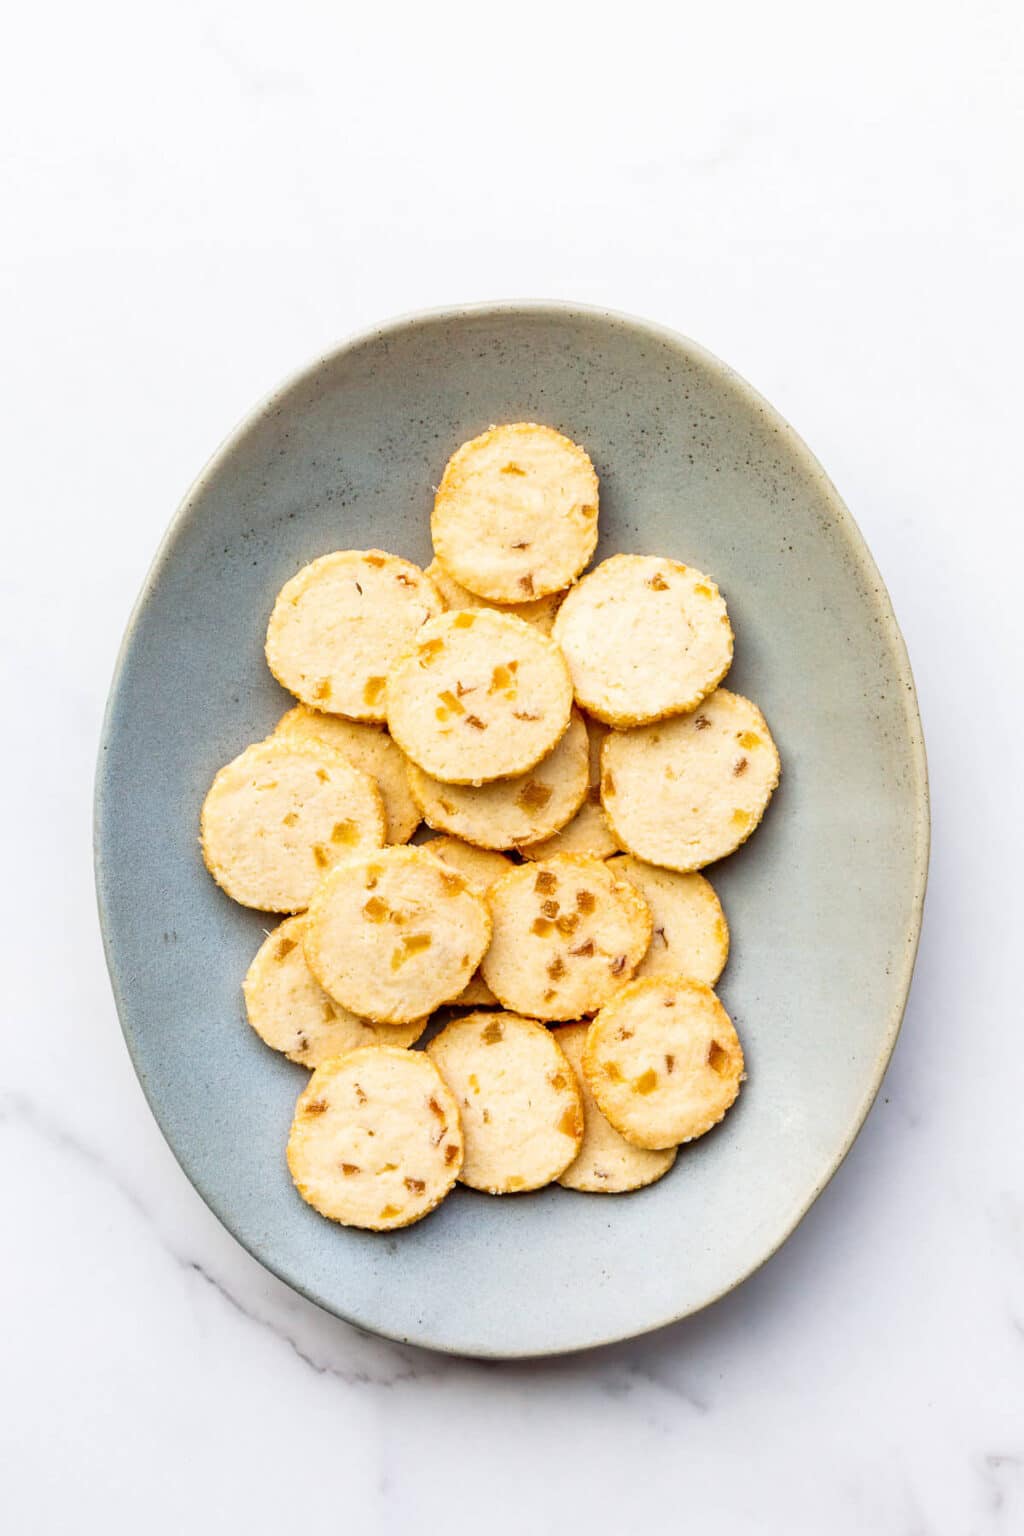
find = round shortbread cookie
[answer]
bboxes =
[385,609,573,785]
[422,837,514,1006]
[449,972,501,1008]
[200,738,385,912]
[520,798,618,861]
[242,915,426,1067]
[302,845,492,1023]
[431,423,599,602]
[421,836,514,893]
[426,559,564,635]
[481,854,653,1022]
[407,709,589,850]
[552,554,733,726]
[426,1012,583,1193]
[273,705,420,844]
[287,1048,463,1230]
[607,855,729,986]
[520,715,619,861]
[583,976,744,1150]
[554,1023,676,1193]
[601,689,780,872]
[265,550,442,722]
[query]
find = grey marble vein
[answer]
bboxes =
[980,1453,1023,1518]
[0,1089,448,1390]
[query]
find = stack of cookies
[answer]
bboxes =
[200,424,780,1231]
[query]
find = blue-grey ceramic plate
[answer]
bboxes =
[95,303,928,1357]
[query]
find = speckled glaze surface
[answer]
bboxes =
[94,304,928,1358]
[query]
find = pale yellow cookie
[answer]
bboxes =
[273,705,420,844]
[265,550,442,721]
[426,559,564,635]
[422,837,514,1006]
[583,976,744,1150]
[519,798,616,861]
[554,1023,676,1192]
[287,1047,463,1230]
[386,609,573,785]
[426,1012,583,1193]
[481,854,652,1022]
[421,836,515,893]
[407,709,589,850]
[242,915,426,1067]
[302,845,491,1023]
[200,738,385,912]
[431,423,599,602]
[601,689,780,871]
[449,973,501,1008]
[552,554,733,726]
[607,855,728,986]
[520,714,619,860]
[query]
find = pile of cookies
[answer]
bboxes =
[200,423,780,1231]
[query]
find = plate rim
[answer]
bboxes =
[94,300,930,1358]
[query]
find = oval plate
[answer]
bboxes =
[95,304,928,1357]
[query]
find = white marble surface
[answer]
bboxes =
[3,2,1023,1530]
